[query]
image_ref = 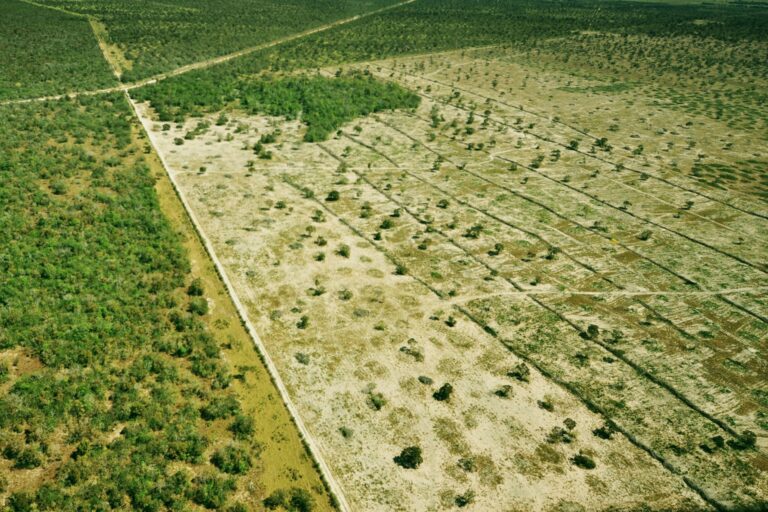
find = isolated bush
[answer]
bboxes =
[296,316,310,329]
[50,180,67,195]
[336,244,350,258]
[571,452,596,470]
[433,383,453,402]
[325,190,340,201]
[457,457,476,472]
[593,425,614,440]
[455,490,475,507]
[488,243,503,256]
[537,399,554,411]
[581,324,599,340]
[393,446,423,469]
[367,391,387,411]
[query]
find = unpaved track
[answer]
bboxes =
[44,1,390,507]
[127,97,352,512]
[2,0,417,106]
[455,286,768,304]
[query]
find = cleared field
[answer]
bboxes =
[133,43,767,510]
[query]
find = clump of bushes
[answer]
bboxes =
[211,445,252,475]
[229,415,255,440]
[263,487,315,511]
[200,395,240,421]
[189,475,236,509]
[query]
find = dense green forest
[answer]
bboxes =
[0,0,115,100]
[131,0,768,129]
[133,73,420,141]
[0,95,268,510]
[34,0,400,81]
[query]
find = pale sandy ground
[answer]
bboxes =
[133,99,710,511]
[129,42,768,512]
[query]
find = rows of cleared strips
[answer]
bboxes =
[273,138,766,509]
[339,109,765,352]
[346,114,763,421]
[400,82,768,269]
[324,128,768,432]
[240,173,710,512]
[367,63,768,220]
[378,61,768,223]
[351,160,768,420]
[377,105,768,322]
[395,51,768,203]
[366,109,768,326]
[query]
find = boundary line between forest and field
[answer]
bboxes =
[126,95,352,512]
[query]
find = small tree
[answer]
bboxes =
[394,446,423,469]
[188,278,204,296]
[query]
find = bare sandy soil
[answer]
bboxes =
[132,45,767,511]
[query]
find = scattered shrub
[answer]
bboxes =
[571,452,596,469]
[508,363,530,383]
